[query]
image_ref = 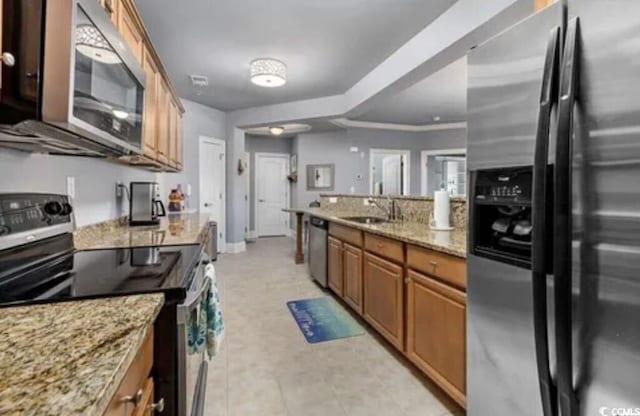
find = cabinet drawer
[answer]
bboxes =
[364,233,403,264]
[104,328,154,416]
[329,223,363,247]
[407,244,466,290]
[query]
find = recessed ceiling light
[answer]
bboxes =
[268,126,285,136]
[433,116,441,121]
[250,58,287,88]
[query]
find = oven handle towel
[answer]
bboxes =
[187,263,225,358]
[203,262,225,358]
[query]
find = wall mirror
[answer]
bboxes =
[306,164,335,190]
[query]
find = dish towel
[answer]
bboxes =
[187,263,225,359]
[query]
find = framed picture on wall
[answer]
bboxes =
[290,154,298,174]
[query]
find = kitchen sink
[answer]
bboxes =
[341,216,388,224]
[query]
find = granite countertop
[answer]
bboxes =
[74,213,210,250]
[0,294,164,416]
[285,207,467,258]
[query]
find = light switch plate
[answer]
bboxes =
[186,184,192,196]
[329,197,338,204]
[349,146,359,153]
[66,176,76,199]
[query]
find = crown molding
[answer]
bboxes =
[329,118,466,132]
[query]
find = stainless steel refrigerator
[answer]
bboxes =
[467,1,640,415]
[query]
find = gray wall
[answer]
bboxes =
[292,127,466,207]
[159,99,227,211]
[245,134,293,231]
[0,149,156,226]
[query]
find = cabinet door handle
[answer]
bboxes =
[404,277,410,284]
[150,398,165,413]
[429,260,438,268]
[121,388,143,406]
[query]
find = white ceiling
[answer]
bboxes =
[134,0,457,112]
[354,56,467,125]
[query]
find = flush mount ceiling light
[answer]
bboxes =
[268,126,285,136]
[250,58,287,87]
[75,24,120,64]
[245,123,311,136]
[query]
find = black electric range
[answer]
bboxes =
[0,233,202,307]
[0,193,209,416]
[0,193,203,308]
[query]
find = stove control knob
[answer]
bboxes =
[43,201,63,216]
[60,203,73,216]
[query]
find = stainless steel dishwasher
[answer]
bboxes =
[308,216,328,287]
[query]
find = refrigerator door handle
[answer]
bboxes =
[554,16,580,416]
[532,25,561,416]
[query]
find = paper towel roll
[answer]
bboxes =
[433,190,451,229]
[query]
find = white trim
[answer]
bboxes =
[247,230,258,240]
[420,148,467,196]
[369,148,411,195]
[244,151,251,240]
[225,241,246,253]
[330,118,467,132]
[254,152,291,237]
[199,136,227,254]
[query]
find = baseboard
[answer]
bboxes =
[246,230,258,240]
[225,241,246,253]
[286,228,295,238]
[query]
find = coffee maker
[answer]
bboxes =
[129,182,166,226]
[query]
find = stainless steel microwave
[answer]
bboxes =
[0,0,145,157]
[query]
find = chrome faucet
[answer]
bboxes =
[368,196,401,221]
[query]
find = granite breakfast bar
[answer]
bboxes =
[0,294,164,416]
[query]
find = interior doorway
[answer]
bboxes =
[369,149,411,195]
[420,148,467,197]
[255,153,290,237]
[199,136,226,253]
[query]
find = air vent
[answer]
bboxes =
[189,74,209,87]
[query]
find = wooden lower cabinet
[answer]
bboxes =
[105,329,154,416]
[327,236,343,296]
[363,252,404,350]
[406,269,466,408]
[343,243,363,314]
[132,377,154,416]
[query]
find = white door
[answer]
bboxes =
[256,154,289,237]
[382,155,402,194]
[199,138,225,252]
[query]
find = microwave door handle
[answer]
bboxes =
[532,26,561,416]
[156,200,167,217]
[554,17,580,416]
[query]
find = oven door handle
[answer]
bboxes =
[183,275,211,311]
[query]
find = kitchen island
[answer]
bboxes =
[0,294,163,415]
[74,213,210,250]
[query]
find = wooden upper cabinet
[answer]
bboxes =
[343,243,364,315]
[156,81,170,164]
[118,0,143,63]
[327,236,343,296]
[141,46,159,158]
[363,252,404,350]
[168,103,177,167]
[176,112,184,169]
[407,269,466,408]
[100,0,120,25]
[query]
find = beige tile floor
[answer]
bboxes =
[204,237,464,416]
